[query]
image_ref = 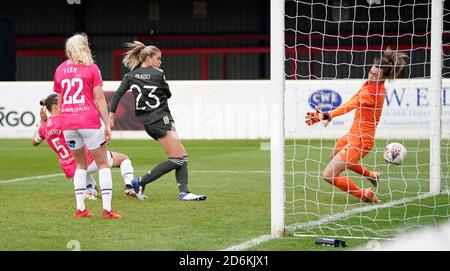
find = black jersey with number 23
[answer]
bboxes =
[110,66,172,125]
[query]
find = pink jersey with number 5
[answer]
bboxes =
[38,115,95,179]
[53,60,103,130]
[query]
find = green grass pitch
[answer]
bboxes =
[0,139,448,251]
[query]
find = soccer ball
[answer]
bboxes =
[383,143,407,165]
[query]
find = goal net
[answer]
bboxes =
[277,0,450,240]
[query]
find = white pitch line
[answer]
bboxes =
[192,170,269,174]
[0,173,64,184]
[221,190,450,251]
[134,169,270,174]
[0,170,269,185]
[286,191,447,232]
[221,235,275,251]
[292,234,419,242]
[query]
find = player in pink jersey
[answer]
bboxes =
[53,33,120,218]
[32,94,141,200]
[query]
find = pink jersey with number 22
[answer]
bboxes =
[53,60,103,130]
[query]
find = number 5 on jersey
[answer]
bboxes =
[62,78,85,104]
[51,137,70,159]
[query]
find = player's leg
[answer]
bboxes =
[346,144,381,187]
[82,128,121,218]
[110,151,137,197]
[129,127,183,200]
[331,135,350,159]
[133,118,205,201]
[323,146,379,203]
[347,163,381,187]
[134,119,184,189]
[63,130,92,217]
[137,130,185,187]
[110,151,134,187]
[333,137,381,187]
[85,174,98,200]
[323,154,364,199]
[159,131,205,200]
[327,136,359,192]
[85,157,100,192]
[345,146,380,203]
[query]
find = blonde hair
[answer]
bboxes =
[374,47,408,80]
[122,41,161,70]
[65,33,93,66]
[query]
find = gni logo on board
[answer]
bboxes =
[308,89,342,112]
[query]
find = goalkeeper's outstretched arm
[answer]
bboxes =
[305,95,360,126]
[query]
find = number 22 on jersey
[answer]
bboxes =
[62,78,85,105]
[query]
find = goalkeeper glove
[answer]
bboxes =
[305,107,331,126]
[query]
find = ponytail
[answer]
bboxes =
[122,41,161,70]
[374,47,408,80]
[122,41,146,70]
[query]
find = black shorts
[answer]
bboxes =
[144,115,176,140]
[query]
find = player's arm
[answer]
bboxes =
[161,72,172,99]
[305,92,360,126]
[32,106,48,146]
[109,76,130,129]
[328,93,360,119]
[93,86,112,143]
[31,131,43,146]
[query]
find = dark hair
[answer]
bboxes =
[39,93,58,112]
[374,47,408,80]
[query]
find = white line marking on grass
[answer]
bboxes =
[292,234,419,242]
[0,169,269,185]
[286,191,448,232]
[222,190,450,251]
[134,169,270,174]
[193,170,269,174]
[221,235,274,251]
[0,173,64,184]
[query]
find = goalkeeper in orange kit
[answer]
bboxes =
[305,48,408,203]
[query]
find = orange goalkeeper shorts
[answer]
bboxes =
[335,135,372,165]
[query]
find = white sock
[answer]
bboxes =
[99,168,112,211]
[73,169,87,211]
[120,159,134,186]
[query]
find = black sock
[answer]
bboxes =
[140,158,183,187]
[175,156,189,193]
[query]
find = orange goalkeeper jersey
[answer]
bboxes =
[329,81,385,146]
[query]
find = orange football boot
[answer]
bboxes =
[362,188,381,204]
[101,209,122,219]
[75,208,93,218]
[367,172,382,187]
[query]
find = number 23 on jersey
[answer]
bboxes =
[131,84,160,110]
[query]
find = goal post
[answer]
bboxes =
[271,0,449,240]
[270,0,286,237]
[430,0,442,194]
